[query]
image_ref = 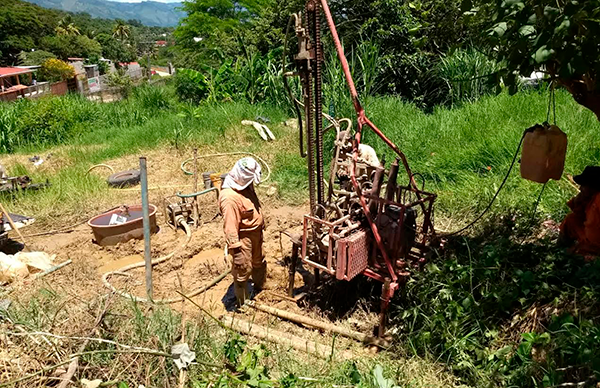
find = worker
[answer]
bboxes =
[559,166,600,258]
[219,157,266,306]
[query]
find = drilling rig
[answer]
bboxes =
[284,0,439,337]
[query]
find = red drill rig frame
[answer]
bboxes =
[284,0,438,336]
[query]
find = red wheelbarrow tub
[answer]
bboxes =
[88,204,158,246]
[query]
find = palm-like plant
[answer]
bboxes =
[55,16,80,36]
[112,20,131,40]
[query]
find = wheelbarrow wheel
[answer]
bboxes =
[107,170,141,188]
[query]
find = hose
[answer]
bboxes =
[87,164,115,174]
[439,130,528,237]
[283,14,306,158]
[180,151,272,183]
[102,216,231,304]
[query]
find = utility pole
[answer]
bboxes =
[138,40,155,83]
[147,52,151,82]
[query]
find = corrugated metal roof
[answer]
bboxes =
[0,67,34,78]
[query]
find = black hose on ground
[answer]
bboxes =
[440,130,529,237]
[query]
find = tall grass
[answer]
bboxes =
[1,85,598,227]
[4,286,460,387]
[363,88,600,223]
[436,48,502,106]
[323,40,382,118]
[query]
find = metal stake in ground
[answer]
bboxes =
[140,157,153,300]
[193,148,199,229]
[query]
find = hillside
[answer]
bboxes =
[23,0,183,27]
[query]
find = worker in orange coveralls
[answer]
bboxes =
[219,158,266,306]
[559,166,600,258]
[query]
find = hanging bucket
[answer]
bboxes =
[521,124,567,183]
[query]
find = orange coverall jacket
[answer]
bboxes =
[218,187,265,282]
[560,192,600,256]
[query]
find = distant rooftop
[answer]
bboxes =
[0,67,34,78]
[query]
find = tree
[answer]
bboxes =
[112,20,131,40]
[96,33,136,63]
[0,0,57,64]
[41,35,102,59]
[55,16,80,36]
[38,58,75,82]
[175,0,266,52]
[18,50,56,65]
[476,0,600,120]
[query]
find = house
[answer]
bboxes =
[155,40,167,47]
[118,62,142,79]
[67,58,86,75]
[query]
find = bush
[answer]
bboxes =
[104,69,134,98]
[436,49,502,105]
[174,68,209,104]
[18,50,56,66]
[40,35,102,60]
[132,85,172,110]
[38,59,75,82]
[397,221,600,387]
[0,94,98,148]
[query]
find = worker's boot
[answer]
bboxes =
[233,281,248,307]
[252,264,267,292]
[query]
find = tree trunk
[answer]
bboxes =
[559,79,600,121]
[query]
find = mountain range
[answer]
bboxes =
[23,0,184,27]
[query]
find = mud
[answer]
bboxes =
[18,202,378,353]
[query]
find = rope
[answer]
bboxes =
[180,152,272,183]
[546,80,557,125]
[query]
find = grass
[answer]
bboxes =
[1,284,463,387]
[1,84,600,387]
[3,84,597,228]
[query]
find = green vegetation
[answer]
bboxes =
[401,225,600,387]
[38,58,76,82]
[3,288,458,387]
[1,83,598,387]
[0,0,172,66]
[1,85,597,221]
[475,0,600,119]
[2,0,600,385]
[172,0,484,109]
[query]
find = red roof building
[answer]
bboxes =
[0,67,35,101]
[0,67,34,78]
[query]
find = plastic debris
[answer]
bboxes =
[171,343,196,370]
[241,120,275,141]
[255,115,271,123]
[2,212,35,231]
[0,299,11,312]
[108,213,128,226]
[80,379,103,388]
[0,251,56,283]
